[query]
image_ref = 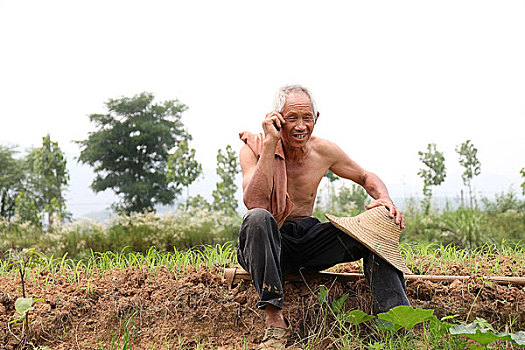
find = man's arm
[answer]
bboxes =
[240,111,285,210]
[326,141,405,229]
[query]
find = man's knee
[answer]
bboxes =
[243,208,273,225]
[239,208,278,245]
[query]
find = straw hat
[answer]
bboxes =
[325,207,412,275]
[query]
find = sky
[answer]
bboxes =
[1,0,524,218]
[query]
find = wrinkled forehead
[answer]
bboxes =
[283,91,314,114]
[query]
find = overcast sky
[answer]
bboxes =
[1,0,524,217]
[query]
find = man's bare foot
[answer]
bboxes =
[265,304,288,328]
[258,305,291,349]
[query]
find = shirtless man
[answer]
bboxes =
[238,85,409,349]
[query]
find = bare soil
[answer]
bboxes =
[1,259,524,349]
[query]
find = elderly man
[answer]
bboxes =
[238,85,409,349]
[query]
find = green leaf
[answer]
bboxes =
[318,285,328,304]
[367,341,387,349]
[428,315,452,336]
[448,319,524,347]
[471,317,495,332]
[510,331,525,347]
[15,297,34,316]
[22,248,36,255]
[441,314,460,321]
[331,294,348,313]
[450,327,512,346]
[467,345,487,350]
[345,309,375,326]
[377,306,434,330]
[9,318,23,325]
[373,319,401,332]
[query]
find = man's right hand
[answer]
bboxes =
[263,111,285,142]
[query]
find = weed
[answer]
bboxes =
[8,248,45,348]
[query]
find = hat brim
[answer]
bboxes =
[325,207,412,275]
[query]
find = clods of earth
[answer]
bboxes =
[1,260,524,349]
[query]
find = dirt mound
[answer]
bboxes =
[1,264,524,349]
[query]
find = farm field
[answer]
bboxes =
[2,1,525,348]
[1,243,524,349]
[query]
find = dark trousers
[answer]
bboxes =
[237,208,410,313]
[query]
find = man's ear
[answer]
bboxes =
[315,112,320,123]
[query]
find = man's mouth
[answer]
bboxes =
[293,134,307,140]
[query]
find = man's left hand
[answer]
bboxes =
[366,198,405,229]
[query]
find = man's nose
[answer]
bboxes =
[295,119,307,129]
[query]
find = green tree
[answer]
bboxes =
[166,139,202,207]
[212,145,240,215]
[23,135,69,228]
[418,143,446,214]
[456,140,481,208]
[0,145,24,221]
[520,168,525,196]
[323,170,338,212]
[324,170,338,183]
[181,194,210,210]
[334,184,371,216]
[14,190,42,227]
[77,92,190,214]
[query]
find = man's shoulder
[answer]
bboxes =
[311,136,342,155]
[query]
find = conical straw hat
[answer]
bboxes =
[325,207,412,275]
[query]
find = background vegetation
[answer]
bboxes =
[1,93,525,350]
[1,93,524,260]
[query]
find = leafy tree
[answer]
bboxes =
[520,168,525,196]
[315,172,370,217]
[166,139,202,207]
[324,170,338,183]
[0,145,24,221]
[14,190,42,227]
[335,184,371,215]
[418,143,446,214]
[212,145,240,215]
[456,140,481,208]
[23,135,69,228]
[323,170,338,212]
[178,194,210,211]
[77,92,190,214]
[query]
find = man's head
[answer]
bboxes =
[272,85,319,149]
[272,85,318,119]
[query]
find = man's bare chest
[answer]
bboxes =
[285,159,328,198]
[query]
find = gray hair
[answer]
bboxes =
[272,84,318,118]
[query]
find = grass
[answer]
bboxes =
[56,242,229,271]
[400,241,525,276]
[0,242,238,295]
[4,240,522,284]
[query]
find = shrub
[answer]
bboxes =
[482,188,525,214]
[0,206,242,259]
[440,208,490,249]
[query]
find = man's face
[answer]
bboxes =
[280,91,316,148]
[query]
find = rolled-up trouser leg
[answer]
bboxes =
[363,252,410,313]
[237,208,284,309]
